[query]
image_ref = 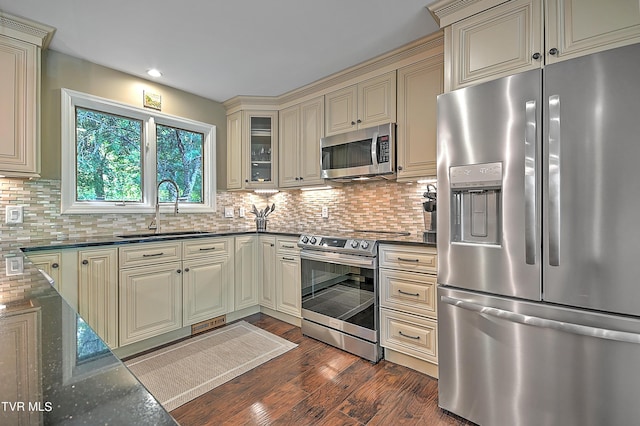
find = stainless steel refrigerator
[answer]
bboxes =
[437,42,640,426]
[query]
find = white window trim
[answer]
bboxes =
[61,88,216,214]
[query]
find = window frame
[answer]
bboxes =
[61,88,216,214]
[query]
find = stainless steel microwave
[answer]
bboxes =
[320,123,396,180]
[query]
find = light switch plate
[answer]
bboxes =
[322,206,329,218]
[239,207,246,218]
[5,205,24,224]
[224,207,234,218]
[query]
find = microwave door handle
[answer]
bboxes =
[370,131,379,167]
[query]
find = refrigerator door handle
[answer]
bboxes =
[524,100,537,265]
[548,95,561,266]
[441,295,640,344]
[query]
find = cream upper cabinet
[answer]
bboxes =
[279,96,324,188]
[226,111,243,190]
[546,0,640,64]
[0,15,53,177]
[446,0,543,91]
[325,71,397,136]
[396,57,443,180]
[78,248,118,349]
[438,0,640,91]
[243,110,278,189]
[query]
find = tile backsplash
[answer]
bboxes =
[0,178,435,243]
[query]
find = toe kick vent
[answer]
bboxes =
[191,315,226,335]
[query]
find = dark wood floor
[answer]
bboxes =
[170,313,472,425]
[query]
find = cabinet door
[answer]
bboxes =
[183,256,232,325]
[325,85,358,136]
[119,262,182,346]
[79,248,118,349]
[357,72,397,128]
[278,105,301,188]
[447,0,542,90]
[0,309,41,426]
[298,97,325,186]
[27,251,62,290]
[276,254,301,317]
[396,58,443,180]
[226,111,243,190]
[0,36,39,177]
[259,236,277,310]
[234,235,258,311]
[546,0,640,64]
[243,110,278,188]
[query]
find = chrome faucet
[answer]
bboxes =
[149,179,180,232]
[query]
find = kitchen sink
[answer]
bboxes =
[116,231,210,239]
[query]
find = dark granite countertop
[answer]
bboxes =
[0,248,177,425]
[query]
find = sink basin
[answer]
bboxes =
[116,231,209,239]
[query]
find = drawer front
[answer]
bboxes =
[119,242,182,268]
[380,308,438,363]
[379,269,437,318]
[276,237,300,254]
[379,244,437,273]
[183,237,231,260]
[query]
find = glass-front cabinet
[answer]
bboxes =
[243,111,278,188]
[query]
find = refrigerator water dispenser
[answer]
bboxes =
[450,162,502,246]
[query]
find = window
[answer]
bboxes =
[61,88,216,214]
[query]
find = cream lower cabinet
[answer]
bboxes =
[396,57,443,180]
[78,248,118,349]
[26,251,62,291]
[258,235,277,310]
[379,244,438,377]
[119,242,183,346]
[279,96,324,188]
[0,306,41,426]
[441,0,640,91]
[325,71,397,136]
[233,235,258,311]
[275,237,301,317]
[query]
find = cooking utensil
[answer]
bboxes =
[264,203,275,217]
[251,204,260,217]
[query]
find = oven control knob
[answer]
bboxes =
[351,240,360,248]
[301,236,309,244]
[361,241,370,249]
[310,237,317,244]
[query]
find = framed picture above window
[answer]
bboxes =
[61,88,216,214]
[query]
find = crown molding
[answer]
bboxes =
[222,30,444,112]
[427,0,508,27]
[0,12,56,49]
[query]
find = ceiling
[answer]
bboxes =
[0,0,440,103]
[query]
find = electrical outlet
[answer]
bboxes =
[322,206,329,218]
[239,207,246,218]
[5,257,23,276]
[224,207,234,218]
[5,205,24,224]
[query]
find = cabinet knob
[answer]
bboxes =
[295,177,299,181]
[177,269,182,273]
[184,267,190,272]
[532,52,541,60]
[299,177,303,181]
[351,121,356,125]
[52,263,59,269]
[357,119,362,124]
[270,243,274,247]
[245,179,249,183]
[82,260,89,265]
[549,48,559,56]
[398,165,403,171]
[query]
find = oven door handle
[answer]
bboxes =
[300,250,376,269]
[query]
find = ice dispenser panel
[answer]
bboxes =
[450,162,502,246]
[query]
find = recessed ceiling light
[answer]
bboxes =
[147,69,162,78]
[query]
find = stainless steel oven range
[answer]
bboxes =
[297,230,409,362]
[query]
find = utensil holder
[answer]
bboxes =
[256,218,267,232]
